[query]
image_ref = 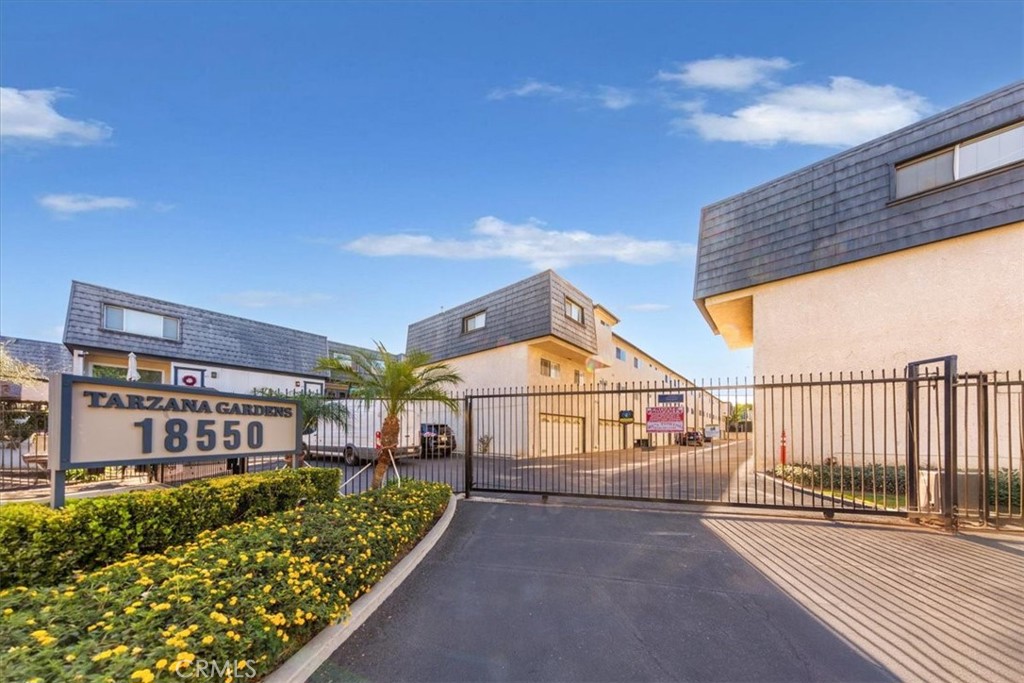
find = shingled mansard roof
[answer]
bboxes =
[694,81,1024,328]
[406,270,599,362]
[0,336,73,377]
[63,282,330,377]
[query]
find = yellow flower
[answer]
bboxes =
[130,670,155,683]
[155,659,168,670]
[92,650,113,662]
[113,645,129,655]
[201,635,214,645]
[176,651,196,662]
[2,608,12,615]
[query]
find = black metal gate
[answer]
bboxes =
[462,361,1023,528]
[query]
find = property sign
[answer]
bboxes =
[48,374,300,506]
[645,406,685,433]
[657,394,685,404]
[618,410,635,425]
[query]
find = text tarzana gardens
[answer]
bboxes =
[81,391,294,417]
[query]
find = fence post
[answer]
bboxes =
[906,364,919,512]
[978,373,990,526]
[944,356,958,529]
[464,395,473,498]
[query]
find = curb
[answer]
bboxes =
[264,492,462,683]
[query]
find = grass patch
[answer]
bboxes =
[0,479,452,682]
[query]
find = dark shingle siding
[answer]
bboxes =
[406,271,599,362]
[0,337,73,376]
[63,282,329,377]
[695,82,1024,302]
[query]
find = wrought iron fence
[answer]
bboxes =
[4,368,1020,531]
[462,368,1022,528]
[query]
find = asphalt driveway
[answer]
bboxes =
[312,500,915,683]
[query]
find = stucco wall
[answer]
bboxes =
[751,222,1024,377]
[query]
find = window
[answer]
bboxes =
[957,123,1024,178]
[92,364,163,383]
[574,370,583,385]
[633,357,641,369]
[564,298,584,324]
[103,305,180,341]
[463,311,486,333]
[330,351,353,367]
[895,121,1023,199]
[615,347,626,361]
[540,358,560,378]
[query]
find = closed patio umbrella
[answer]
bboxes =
[126,352,141,382]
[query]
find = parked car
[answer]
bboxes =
[682,430,704,446]
[420,423,456,458]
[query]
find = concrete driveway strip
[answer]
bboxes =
[312,501,898,683]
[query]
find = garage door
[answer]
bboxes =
[539,413,584,457]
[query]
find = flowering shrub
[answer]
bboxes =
[0,468,341,589]
[0,479,451,682]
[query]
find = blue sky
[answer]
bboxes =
[1,1,1022,382]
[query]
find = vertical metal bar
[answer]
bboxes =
[944,357,958,527]
[978,373,990,525]
[464,396,473,498]
[906,363,919,512]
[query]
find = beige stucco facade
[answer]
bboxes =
[705,221,1024,377]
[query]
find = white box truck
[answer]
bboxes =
[302,400,457,466]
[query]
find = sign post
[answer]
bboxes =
[48,374,301,508]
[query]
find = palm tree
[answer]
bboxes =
[314,342,462,489]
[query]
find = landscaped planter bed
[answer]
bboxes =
[0,468,342,589]
[0,479,452,682]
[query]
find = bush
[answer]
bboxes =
[0,480,452,682]
[0,468,341,589]
[772,463,907,496]
[988,469,1021,512]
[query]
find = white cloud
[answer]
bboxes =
[39,193,137,215]
[219,291,332,309]
[487,80,567,101]
[658,56,793,91]
[627,303,671,312]
[488,80,636,110]
[596,86,636,110]
[345,216,694,270]
[679,77,931,146]
[0,87,112,145]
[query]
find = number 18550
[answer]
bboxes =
[132,418,264,454]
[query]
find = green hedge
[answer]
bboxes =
[0,480,452,682]
[988,469,1022,512]
[0,468,340,589]
[772,464,907,496]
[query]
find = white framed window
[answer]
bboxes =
[564,298,584,324]
[541,358,561,378]
[895,121,1023,199]
[330,351,353,367]
[633,357,641,369]
[103,305,180,341]
[463,311,486,333]
[956,122,1024,179]
[615,347,626,361]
